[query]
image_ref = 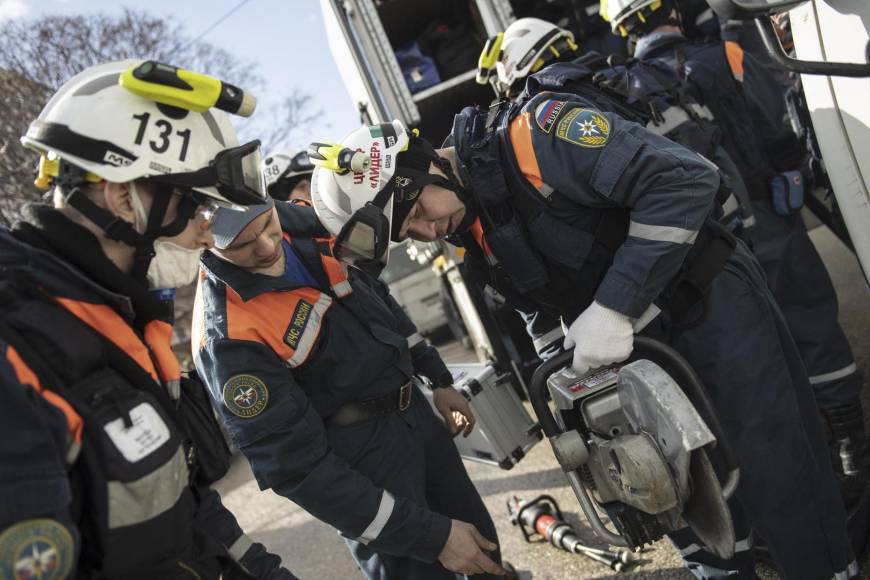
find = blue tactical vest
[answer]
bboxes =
[451,99,630,322]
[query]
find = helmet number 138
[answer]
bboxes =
[132,112,192,162]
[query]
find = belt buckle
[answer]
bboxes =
[398,382,412,412]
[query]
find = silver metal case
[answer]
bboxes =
[423,363,542,469]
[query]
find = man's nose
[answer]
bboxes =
[254,235,277,257]
[197,218,215,249]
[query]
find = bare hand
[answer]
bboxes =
[438,519,506,576]
[433,387,475,438]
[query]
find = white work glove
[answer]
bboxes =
[563,301,634,376]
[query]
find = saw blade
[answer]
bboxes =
[681,448,735,560]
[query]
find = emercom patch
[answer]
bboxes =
[284,299,314,350]
[534,99,566,133]
[0,518,74,580]
[223,375,269,419]
[556,107,610,148]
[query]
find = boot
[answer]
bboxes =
[822,401,870,558]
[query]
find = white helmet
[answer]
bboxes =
[21,59,266,207]
[20,59,267,286]
[309,120,461,273]
[600,0,670,36]
[262,150,315,199]
[494,18,578,94]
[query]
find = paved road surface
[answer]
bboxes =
[214,224,869,579]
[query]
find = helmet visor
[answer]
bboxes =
[334,202,390,275]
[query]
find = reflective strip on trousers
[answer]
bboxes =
[286,294,333,367]
[628,221,699,244]
[679,536,752,557]
[831,559,860,580]
[228,533,254,562]
[533,327,565,354]
[407,332,425,349]
[107,447,188,529]
[358,491,395,545]
[809,363,858,385]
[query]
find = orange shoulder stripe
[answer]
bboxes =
[509,112,545,190]
[55,297,159,383]
[6,345,83,443]
[724,41,745,78]
[226,286,329,364]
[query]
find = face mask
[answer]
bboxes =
[129,182,203,289]
[147,240,203,289]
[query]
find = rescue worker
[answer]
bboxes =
[0,60,295,579]
[600,0,868,565]
[262,150,315,203]
[308,107,857,578]
[191,188,506,576]
[478,16,756,360]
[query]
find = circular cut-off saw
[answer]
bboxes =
[528,337,741,559]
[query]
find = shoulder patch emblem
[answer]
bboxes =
[284,299,314,349]
[223,375,269,419]
[556,108,610,148]
[0,518,74,580]
[534,99,566,133]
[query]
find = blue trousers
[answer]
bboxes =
[750,200,861,410]
[333,387,500,580]
[645,242,857,579]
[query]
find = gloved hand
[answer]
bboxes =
[563,301,634,375]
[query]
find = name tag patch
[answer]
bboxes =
[284,300,313,349]
[223,374,269,419]
[103,402,170,463]
[556,107,610,148]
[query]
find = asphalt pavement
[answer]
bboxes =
[214,224,870,579]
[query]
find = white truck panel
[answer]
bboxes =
[791,1,870,284]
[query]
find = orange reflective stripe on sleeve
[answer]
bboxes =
[54,297,160,383]
[6,345,83,444]
[509,112,545,190]
[724,41,745,81]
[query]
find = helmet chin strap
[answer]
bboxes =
[58,161,193,286]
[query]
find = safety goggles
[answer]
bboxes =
[334,202,391,276]
[153,140,267,207]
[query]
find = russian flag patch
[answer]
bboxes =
[534,99,566,133]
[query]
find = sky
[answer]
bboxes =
[0,0,360,154]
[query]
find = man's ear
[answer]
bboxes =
[103,181,137,226]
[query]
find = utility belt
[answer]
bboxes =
[325,381,414,428]
[663,220,737,324]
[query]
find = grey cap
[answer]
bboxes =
[212,198,275,250]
